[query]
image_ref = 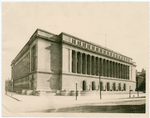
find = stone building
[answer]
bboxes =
[11,29,136,95]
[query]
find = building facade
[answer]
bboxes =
[11,29,136,95]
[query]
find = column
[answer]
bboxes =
[96,57,99,76]
[110,61,112,77]
[105,60,107,77]
[107,60,110,77]
[72,50,77,73]
[116,63,118,78]
[111,61,113,77]
[113,62,116,78]
[85,54,87,74]
[75,51,77,73]
[69,49,72,72]
[115,63,118,78]
[94,57,96,75]
[125,65,127,79]
[120,64,122,79]
[82,53,87,74]
[78,52,82,74]
[100,58,103,76]
[90,55,92,75]
[117,63,119,78]
[103,59,105,76]
[124,65,126,79]
[92,56,96,75]
[128,66,129,79]
[87,55,90,75]
[121,64,123,79]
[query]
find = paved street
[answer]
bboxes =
[2,92,146,116]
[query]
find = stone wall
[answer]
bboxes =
[36,38,62,91]
[62,74,136,92]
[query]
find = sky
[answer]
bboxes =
[2,2,149,80]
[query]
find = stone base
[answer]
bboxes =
[34,91,56,96]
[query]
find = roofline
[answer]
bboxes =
[60,32,132,60]
[11,29,57,65]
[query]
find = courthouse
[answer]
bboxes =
[11,29,136,95]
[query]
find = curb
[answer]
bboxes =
[6,94,20,101]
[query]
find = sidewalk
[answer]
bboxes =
[3,92,146,113]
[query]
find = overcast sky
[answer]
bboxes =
[2,2,149,80]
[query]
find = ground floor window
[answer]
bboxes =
[118,83,121,91]
[123,84,126,91]
[113,82,116,91]
[107,82,110,91]
[92,81,96,90]
[82,80,86,91]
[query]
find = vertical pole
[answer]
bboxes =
[129,86,131,98]
[99,74,102,99]
[76,83,77,100]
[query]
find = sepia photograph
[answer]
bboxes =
[2,1,149,117]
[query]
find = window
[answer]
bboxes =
[77,41,81,46]
[87,44,90,49]
[100,49,102,53]
[82,42,86,48]
[107,51,109,55]
[72,39,76,44]
[110,53,112,56]
[92,46,95,51]
[123,84,126,91]
[96,47,98,52]
[103,50,106,54]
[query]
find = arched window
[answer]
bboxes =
[118,83,121,91]
[107,82,110,91]
[123,84,126,91]
[113,82,116,91]
[92,81,95,90]
[82,80,86,91]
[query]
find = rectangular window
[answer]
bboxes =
[72,39,76,44]
[77,41,81,46]
[96,47,98,52]
[92,46,95,51]
[103,50,106,54]
[82,42,86,47]
[100,49,102,53]
[87,44,90,49]
[107,51,109,55]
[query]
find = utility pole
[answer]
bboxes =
[99,72,102,99]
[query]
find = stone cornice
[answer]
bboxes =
[62,72,136,83]
[11,29,60,65]
[62,41,134,66]
[61,32,132,60]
